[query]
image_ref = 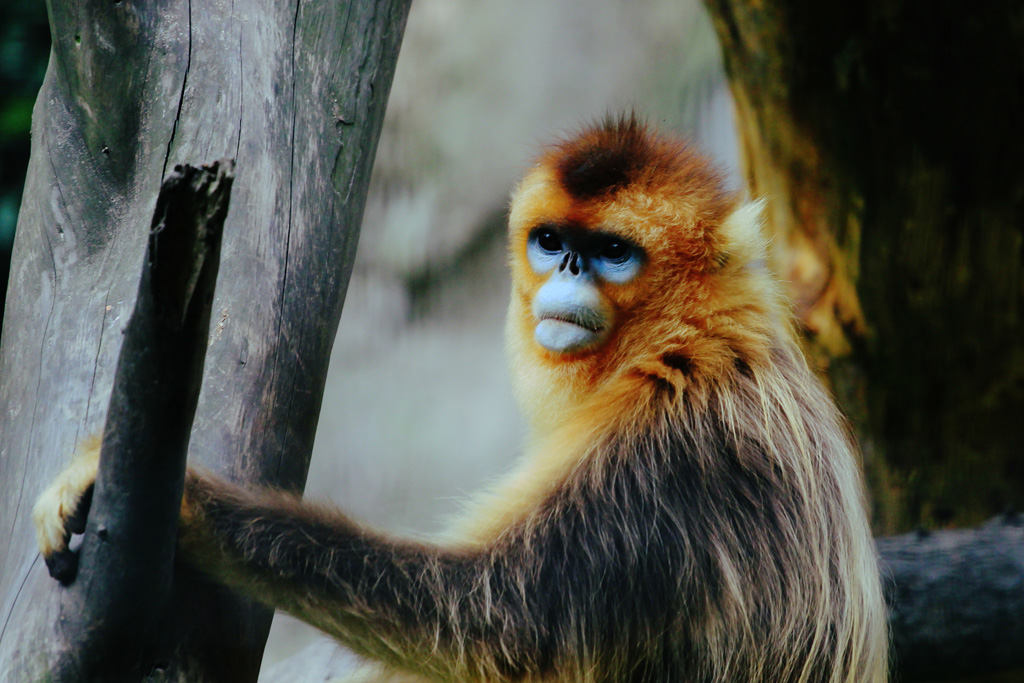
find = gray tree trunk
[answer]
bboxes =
[0,0,410,680]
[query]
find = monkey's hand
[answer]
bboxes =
[33,437,101,585]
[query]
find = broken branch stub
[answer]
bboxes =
[54,160,234,681]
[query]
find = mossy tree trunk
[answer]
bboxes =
[0,0,410,680]
[703,1,1024,535]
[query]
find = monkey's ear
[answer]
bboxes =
[718,198,768,268]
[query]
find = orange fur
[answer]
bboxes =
[506,117,771,435]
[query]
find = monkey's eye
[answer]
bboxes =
[601,240,630,263]
[536,229,562,254]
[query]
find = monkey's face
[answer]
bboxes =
[508,167,656,360]
[524,223,644,354]
[507,118,757,428]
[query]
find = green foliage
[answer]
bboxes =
[0,97,36,144]
[0,0,48,312]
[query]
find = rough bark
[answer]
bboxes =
[0,0,410,680]
[703,1,1024,535]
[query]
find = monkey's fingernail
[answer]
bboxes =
[45,549,79,585]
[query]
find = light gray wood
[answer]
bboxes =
[0,0,410,680]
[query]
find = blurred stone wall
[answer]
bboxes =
[261,0,739,673]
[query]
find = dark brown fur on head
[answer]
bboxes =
[554,114,651,199]
[550,114,732,221]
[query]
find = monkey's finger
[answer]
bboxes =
[33,440,101,566]
[33,488,72,560]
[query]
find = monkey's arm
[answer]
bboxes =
[178,470,614,683]
[35,438,657,681]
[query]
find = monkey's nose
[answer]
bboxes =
[559,252,584,276]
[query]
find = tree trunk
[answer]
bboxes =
[702,1,1024,535]
[703,2,1024,680]
[0,0,410,680]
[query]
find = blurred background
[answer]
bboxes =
[0,0,49,333]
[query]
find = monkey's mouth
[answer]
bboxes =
[534,313,608,354]
[540,313,602,333]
